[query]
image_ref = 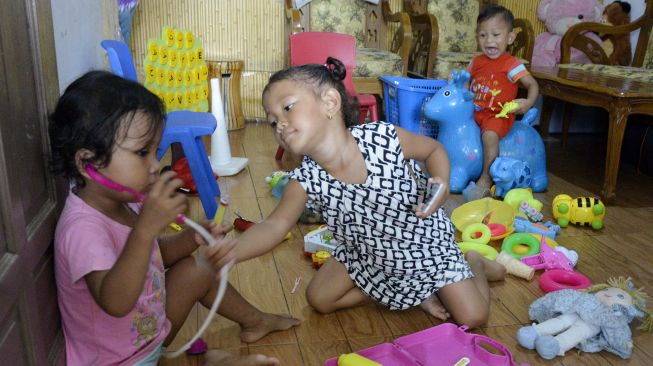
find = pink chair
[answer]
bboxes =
[275,32,378,160]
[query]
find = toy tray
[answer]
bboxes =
[325,323,528,366]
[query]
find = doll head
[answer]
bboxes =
[586,277,653,331]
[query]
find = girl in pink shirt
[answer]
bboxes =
[49,71,298,366]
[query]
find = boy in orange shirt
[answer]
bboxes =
[463,5,539,200]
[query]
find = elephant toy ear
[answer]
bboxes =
[464,90,474,101]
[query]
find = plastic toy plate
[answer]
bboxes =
[325,323,528,366]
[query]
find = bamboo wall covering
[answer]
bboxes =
[498,0,546,38]
[130,0,286,119]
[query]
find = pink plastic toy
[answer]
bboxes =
[324,323,528,366]
[186,338,208,355]
[520,235,573,271]
[488,223,507,237]
[539,269,592,293]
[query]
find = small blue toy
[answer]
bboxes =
[423,70,548,194]
[513,216,560,239]
[490,157,531,198]
[265,171,290,198]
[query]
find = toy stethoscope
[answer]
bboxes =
[85,164,229,358]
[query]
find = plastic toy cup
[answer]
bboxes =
[451,198,515,240]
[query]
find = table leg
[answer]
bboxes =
[602,99,630,202]
[539,95,555,139]
[561,102,574,148]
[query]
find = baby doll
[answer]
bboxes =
[517,276,652,360]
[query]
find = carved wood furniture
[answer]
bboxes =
[541,0,653,145]
[403,0,534,79]
[206,60,246,130]
[532,66,653,203]
[285,0,415,95]
[533,1,653,203]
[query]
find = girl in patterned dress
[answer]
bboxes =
[208,58,506,328]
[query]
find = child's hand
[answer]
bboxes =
[137,171,187,237]
[513,98,533,115]
[193,220,233,246]
[203,237,237,277]
[415,177,448,218]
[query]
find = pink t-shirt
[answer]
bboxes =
[54,192,170,366]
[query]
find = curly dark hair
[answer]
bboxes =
[263,57,360,127]
[478,5,515,31]
[48,70,165,188]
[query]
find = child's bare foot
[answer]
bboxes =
[240,313,300,343]
[204,349,279,366]
[419,293,450,320]
[466,251,506,282]
[475,175,492,189]
[462,181,491,202]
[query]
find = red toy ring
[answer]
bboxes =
[488,223,506,237]
[539,269,592,293]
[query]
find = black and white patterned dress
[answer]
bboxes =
[291,122,473,310]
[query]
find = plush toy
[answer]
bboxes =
[517,277,653,360]
[602,1,632,66]
[532,0,604,67]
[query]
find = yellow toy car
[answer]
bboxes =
[552,194,605,230]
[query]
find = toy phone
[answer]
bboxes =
[419,182,445,212]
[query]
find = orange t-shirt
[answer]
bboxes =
[467,52,529,112]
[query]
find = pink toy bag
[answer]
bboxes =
[325,323,528,366]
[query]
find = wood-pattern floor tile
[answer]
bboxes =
[163,123,653,366]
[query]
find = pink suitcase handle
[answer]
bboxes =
[472,334,519,366]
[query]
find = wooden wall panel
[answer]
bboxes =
[130,0,286,119]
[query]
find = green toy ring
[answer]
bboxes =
[501,233,541,259]
[458,241,498,260]
[462,223,491,244]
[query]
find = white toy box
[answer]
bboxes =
[303,225,338,254]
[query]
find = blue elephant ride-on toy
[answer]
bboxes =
[423,70,548,197]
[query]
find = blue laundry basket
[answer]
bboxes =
[380,76,446,138]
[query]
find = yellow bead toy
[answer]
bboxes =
[144,64,156,83]
[159,47,168,66]
[196,47,204,62]
[175,30,184,49]
[185,31,194,49]
[147,40,159,62]
[168,48,177,67]
[163,26,175,47]
[155,67,165,86]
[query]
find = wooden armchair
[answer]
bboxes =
[560,0,653,68]
[545,0,653,146]
[530,1,653,201]
[285,0,413,94]
[404,0,534,79]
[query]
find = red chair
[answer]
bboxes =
[275,32,378,160]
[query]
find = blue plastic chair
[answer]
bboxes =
[100,40,139,81]
[101,40,221,219]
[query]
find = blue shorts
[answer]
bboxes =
[133,344,165,366]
